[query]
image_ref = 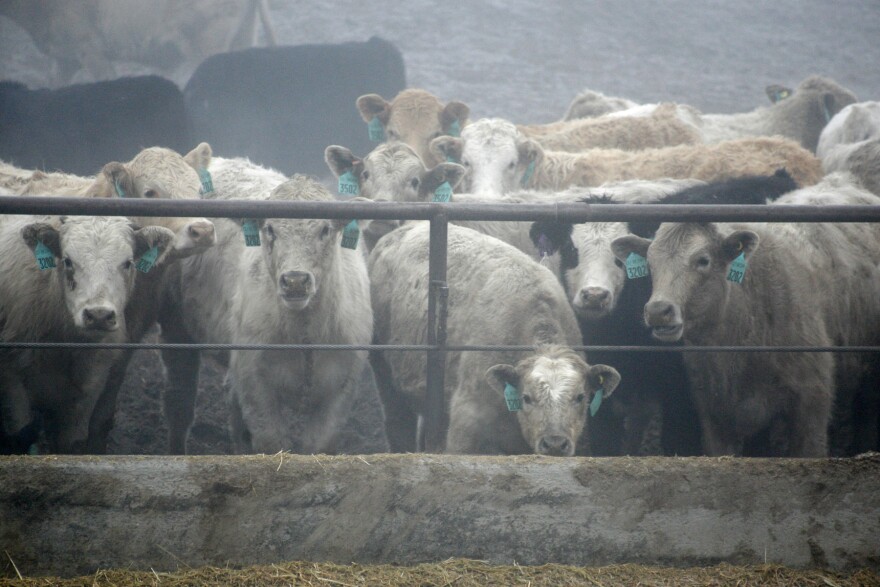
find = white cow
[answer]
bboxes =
[160,163,371,454]
[0,215,175,453]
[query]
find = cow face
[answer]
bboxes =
[249,177,357,311]
[530,220,631,319]
[21,217,175,335]
[92,143,216,256]
[452,118,543,196]
[356,89,469,167]
[613,224,759,342]
[358,143,465,203]
[487,347,620,456]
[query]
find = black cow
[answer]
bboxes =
[184,36,406,177]
[0,76,192,175]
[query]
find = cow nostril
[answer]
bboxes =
[83,308,116,329]
[538,435,571,455]
[583,287,610,302]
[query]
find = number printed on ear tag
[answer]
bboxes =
[727,252,747,284]
[198,168,214,195]
[338,171,359,196]
[625,252,649,279]
[114,179,126,198]
[504,383,522,412]
[34,241,56,270]
[242,220,261,247]
[433,181,452,202]
[447,119,461,137]
[520,160,536,187]
[341,220,360,249]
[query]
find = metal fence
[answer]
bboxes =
[2,195,880,450]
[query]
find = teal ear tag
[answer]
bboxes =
[135,246,159,273]
[338,171,360,196]
[433,181,453,202]
[589,388,604,417]
[114,179,126,198]
[445,154,458,164]
[520,160,536,187]
[625,252,649,279]
[504,383,522,412]
[242,220,261,247]
[34,241,56,270]
[368,117,385,142]
[727,252,747,284]
[447,119,461,137]
[198,168,214,195]
[341,220,360,249]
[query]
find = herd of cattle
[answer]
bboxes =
[2,70,880,460]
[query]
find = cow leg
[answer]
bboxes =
[699,417,741,457]
[86,349,134,454]
[53,351,118,454]
[161,347,201,455]
[369,350,417,452]
[788,391,831,458]
[228,391,252,454]
[0,369,35,450]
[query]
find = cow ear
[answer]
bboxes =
[517,137,544,179]
[765,84,792,104]
[90,161,134,198]
[721,230,759,262]
[184,142,213,171]
[440,101,469,135]
[132,226,176,261]
[21,222,61,257]
[587,364,621,398]
[529,221,573,256]
[611,235,651,264]
[486,364,519,395]
[420,162,466,199]
[325,146,359,178]
[356,94,391,125]
[430,136,463,164]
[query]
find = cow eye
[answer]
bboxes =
[265,224,275,240]
[320,225,330,238]
[614,258,623,268]
[410,177,420,190]
[361,170,370,181]
[122,259,133,270]
[63,257,73,269]
[696,256,711,269]
[386,130,399,140]
[522,394,533,405]
[462,159,471,168]
[144,189,158,198]
[575,393,586,403]
[508,161,516,170]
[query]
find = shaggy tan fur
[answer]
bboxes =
[531,136,822,190]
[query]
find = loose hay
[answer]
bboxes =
[1,560,878,587]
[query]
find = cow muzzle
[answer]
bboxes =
[536,434,574,457]
[575,286,613,318]
[81,306,119,332]
[278,271,315,310]
[645,300,683,341]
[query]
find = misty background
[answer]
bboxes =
[2,0,879,124]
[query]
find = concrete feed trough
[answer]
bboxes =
[1,453,878,578]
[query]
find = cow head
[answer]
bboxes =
[239,175,360,311]
[613,224,759,342]
[21,217,175,335]
[486,346,620,456]
[436,118,543,195]
[87,143,216,256]
[356,89,469,167]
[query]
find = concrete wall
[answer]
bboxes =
[1,454,878,578]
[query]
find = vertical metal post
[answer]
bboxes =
[424,210,449,452]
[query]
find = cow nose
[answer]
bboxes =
[187,221,215,247]
[537,435,572,456]
[582,287,610,305]
[82,307,117,331]
[279,271,312,293]
[645,300,676,325]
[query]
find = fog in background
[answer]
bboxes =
[2,0,878,122]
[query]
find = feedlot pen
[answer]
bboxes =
[0,196,879,578]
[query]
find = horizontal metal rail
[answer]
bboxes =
[2,342,879,353]
[3,195,880,223]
